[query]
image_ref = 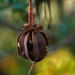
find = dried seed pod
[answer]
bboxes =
[17,0,49,75]
[17,24,49,62]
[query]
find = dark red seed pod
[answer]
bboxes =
[17,24,49,62]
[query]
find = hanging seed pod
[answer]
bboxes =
[17,0,49,75]
[17,24,49,62]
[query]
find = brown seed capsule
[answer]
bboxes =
[17,24,49,62]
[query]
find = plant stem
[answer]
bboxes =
[27,62,35,75]
[28,0,34,25]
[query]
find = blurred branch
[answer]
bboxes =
[35,0,50,16]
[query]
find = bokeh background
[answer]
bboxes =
[0,0,75,75]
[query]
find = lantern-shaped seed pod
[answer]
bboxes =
[17,24,49,62]
[17,0,49,74]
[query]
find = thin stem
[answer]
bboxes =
[28,0,34,25]
[27,62,35,75]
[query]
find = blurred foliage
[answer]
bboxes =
[35,47,75,75]
[0,0,75,75]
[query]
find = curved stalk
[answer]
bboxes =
[27,62,35,75]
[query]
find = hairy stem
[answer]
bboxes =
[28,0,34,25]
